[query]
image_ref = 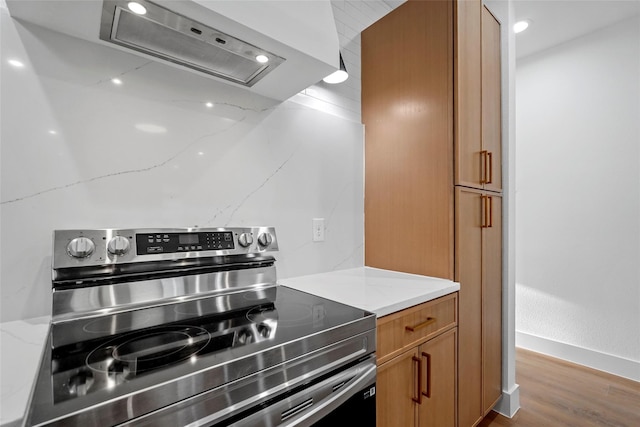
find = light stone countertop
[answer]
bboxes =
[280,266,460,317]
[0,268,458,427]
[1,316,50,427]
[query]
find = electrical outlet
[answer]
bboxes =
[312,218,325,242]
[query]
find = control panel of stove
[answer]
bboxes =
[52,227,278,270]
[136,231,235,255]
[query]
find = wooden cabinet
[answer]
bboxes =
[481,7,502,193]
[455,188,502,427]
[454,0,482,190]
[455,3,502,192]
[377,295,458,427]
[456,6,503,427]
[363,1,503,426]
[362,0,454,280]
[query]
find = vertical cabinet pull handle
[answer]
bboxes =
[488,196,493,228]
[487,151,493,184]
[421,352,432,398]
[412,355,423,404]
[481,195,487,228]
[481,150,488,184]
[481,195,493,228]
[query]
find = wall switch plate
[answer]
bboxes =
[312,218,325,242]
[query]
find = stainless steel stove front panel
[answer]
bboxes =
[52,265,276,323]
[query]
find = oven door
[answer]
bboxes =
[231,356,376,427]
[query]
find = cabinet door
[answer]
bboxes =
[418,328,457,427]
[481,7,502,192]
[455,187,484,427]
[482,194,502,411]
[362,0,454,280]
[377,350,417,427]
[454,0,482,189]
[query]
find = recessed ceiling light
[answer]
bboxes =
[205,102,214,108]
[112,78,123,85]
[8,59,24,68]
[514,20,530,34]
[127,2,147,15]
[49,130,57,135]
[256,55,269,64]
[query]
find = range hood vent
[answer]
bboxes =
[100,0,284,87]
[6,0,340,101]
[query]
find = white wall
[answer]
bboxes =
[0,2,370,323]
[515,15,640,380]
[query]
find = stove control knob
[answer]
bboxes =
[67,237,95,258]
[257,232,273,248]
[107,236,130,256]
[238,233,254,248]
[237,329,254,345]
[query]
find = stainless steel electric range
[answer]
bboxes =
[26,227,376,426]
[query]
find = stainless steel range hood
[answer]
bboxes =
[99,0,284,87]
[6,0,340,101]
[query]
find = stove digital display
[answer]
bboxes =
[178,234,199,245]
[136,232,234,255]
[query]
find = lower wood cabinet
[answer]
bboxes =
[456,188,502,427]
[376,294,458,427]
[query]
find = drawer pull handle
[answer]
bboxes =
[405,317,436,332]
[412,355,423,404]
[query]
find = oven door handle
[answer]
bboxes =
[282,362,377,426]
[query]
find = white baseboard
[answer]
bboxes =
[493,383,520,418]
[516,331,640,382]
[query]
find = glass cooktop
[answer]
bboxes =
[45,285,372,407]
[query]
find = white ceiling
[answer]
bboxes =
[513,0,640,59]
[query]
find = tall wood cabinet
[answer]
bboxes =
[456,6,503,427]
[362,0,454,280]
[455,188,502,427]
[362,1,503,426]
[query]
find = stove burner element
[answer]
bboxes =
[86,325,210,379]
[246,305,278,324]
[275,303,313,326]
[82,311,155,334]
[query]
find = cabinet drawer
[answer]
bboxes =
[377,293,457,364]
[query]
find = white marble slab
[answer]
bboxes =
[0,4,364,324]
[0,316,50,427]
[280,267,460,317]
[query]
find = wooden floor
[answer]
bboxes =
[477,348,640,427]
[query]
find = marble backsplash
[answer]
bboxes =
[0,5,364,323]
